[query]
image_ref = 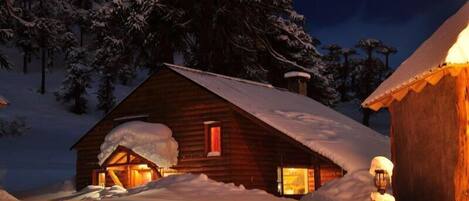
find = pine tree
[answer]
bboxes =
[29,0,68,94]
[87,0,337,105]
[0,0,16,70]
[97,72,116,114]
[321,44,343,101]
[55,32,92,114]
[339,48,357,101]
[118,64,136,86]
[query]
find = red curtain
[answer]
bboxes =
[210,127,221,152]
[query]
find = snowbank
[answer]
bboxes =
[22,174,294,201]
[0,189,19,201]
[369,156,394,178]
[300,170,375,201]
[98,121,178,167]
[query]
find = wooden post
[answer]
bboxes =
[314,164,321,190]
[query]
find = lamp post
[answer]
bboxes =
[374,169,388,194]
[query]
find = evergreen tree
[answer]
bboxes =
[339,48,357,101]
[377,45,397,79]
[354,38,386,126]
[55,32,92,114]
[88,0,337,105]
[321,44,343,102]
[28,0,68,94]
[96,72,115,114]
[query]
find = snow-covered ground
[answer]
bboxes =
[20,174,294,201]
[0,70,145,193]
[0,189,19,201]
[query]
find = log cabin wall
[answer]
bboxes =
[74,68,342,196]
[229,112,342,195]
[74,68,235,190]
[389,74,460,201]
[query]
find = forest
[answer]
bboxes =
[0,0,398,131]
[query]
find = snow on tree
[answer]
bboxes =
[55,32,92,114]
[96,72,116,114]
[86,0,337,105]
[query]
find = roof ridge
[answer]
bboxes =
[165,63,276,89]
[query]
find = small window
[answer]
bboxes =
[205,121,221,157]
[277,167,311,195]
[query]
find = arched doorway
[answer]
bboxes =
[92,146,161,188]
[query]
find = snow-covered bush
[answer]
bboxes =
[0,117,28,137]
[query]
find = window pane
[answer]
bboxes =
[282,168,309,195]
[98,172,106,187]
[210,127,221,153]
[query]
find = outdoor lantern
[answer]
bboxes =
[374,169,388,194]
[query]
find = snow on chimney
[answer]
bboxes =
[284,71,311,96]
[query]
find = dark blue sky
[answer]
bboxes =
[294,0,467,67]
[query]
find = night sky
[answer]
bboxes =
[294,0,468,67]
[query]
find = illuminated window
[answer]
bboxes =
[205,121,221,157]
[98,172,106,187]
[277,167,311,195]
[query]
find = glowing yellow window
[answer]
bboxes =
[98,172,106,187]
[278,168,310,195]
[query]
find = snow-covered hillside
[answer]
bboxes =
[20,174,294,201]
[0,70,145,192]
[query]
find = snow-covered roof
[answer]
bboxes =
[98,121,178,168]
[167,64,389,172]
[363,2,469,109]
[284,71,311,79]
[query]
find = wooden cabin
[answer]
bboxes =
[72,64,389,198]
[362,3,469,201]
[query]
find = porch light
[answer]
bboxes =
[374,169,388,194]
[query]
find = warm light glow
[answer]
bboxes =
[279,168,310,195]
[98,173,106,187]
[446,24,469,64]
[210,127,221,153]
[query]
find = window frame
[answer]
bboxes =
[204,121,222,157]
[277,166,313,196]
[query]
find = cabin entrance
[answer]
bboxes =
[92,146,161,188]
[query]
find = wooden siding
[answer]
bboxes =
[74,68,343,198]
[389,74,461,201]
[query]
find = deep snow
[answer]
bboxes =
[20,174,295,201]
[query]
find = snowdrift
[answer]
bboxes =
[0,189,19,201]
[22,174,294,201]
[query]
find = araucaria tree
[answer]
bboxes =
[55,32,92,114]
[353,39,397,126]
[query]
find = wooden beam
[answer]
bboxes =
[107,169,123,187]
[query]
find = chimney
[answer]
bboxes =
[284,71,311,96]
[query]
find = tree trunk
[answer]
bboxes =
[340,55,349,101]
[80,28,84,47]
[362,108,371,126]
[40,48,46,94]
[23,50,28,74]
